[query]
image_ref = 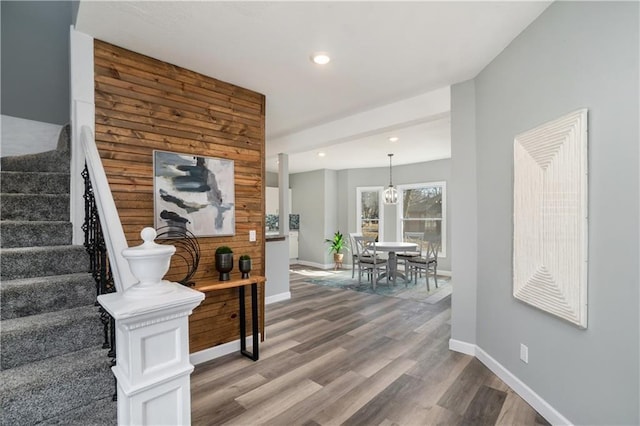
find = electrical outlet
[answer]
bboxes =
[249,230,256,242]
[520,343,529,363]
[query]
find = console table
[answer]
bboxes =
[195,276,266,361]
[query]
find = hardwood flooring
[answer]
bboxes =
[191,268,549,425]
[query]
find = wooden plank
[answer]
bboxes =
[94,40,265,355]
[95,40,264,105]
[94,84,263,138]
[94,61,263,116]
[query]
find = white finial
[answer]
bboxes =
[121,227,176,298]
[141,227,157,246]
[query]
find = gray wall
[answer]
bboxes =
[1,1,73,124]
[291,159,452,271]
[266,172,279,188]
[452,2,638,424]
[290,169,331,266]
[450,80,477,345]
[265,239,290,298]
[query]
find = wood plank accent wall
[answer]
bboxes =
[93,40,266,353]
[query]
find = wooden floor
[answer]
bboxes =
[191,268,549,425]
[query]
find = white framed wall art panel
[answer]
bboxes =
[513,109,588,328]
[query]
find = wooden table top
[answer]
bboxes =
[195,276,266,292]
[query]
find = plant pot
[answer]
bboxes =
[239,259,252,279]
[334,253,344,263]
[215,253,234,281]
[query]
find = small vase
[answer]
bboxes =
[215,253,234,281]
[239,259,252,279]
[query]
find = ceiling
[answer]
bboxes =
[76,1,550,174]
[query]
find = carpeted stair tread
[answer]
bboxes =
[0,149,70,173]
[1,193,69,221]
[1,305,103,370]
[1,273,95,320]
[0,245,88,280]
[1,171,69,194]
[0,346,113,426]
[36,396,117,426]
[0,220,72,248]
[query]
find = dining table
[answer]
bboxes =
[374,241,418,283]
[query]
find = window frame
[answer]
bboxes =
[356,186,385,242]
[396,181,447,257]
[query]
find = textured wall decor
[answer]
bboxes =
[154,150,235,237]
[513,109,588,328]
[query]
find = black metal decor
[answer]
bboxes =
[82,164,117,400]
[154,226,200,287]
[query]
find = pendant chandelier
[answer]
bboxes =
[383,153,398,205]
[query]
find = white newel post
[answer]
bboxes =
[98,228,204,425]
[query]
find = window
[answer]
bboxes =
[356,187,384,241]
[397,182,446,257]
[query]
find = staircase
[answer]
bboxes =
[0,126,116,425]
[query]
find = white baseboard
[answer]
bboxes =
[190,334,260,366]
[448,339,571,425]
[448,338,476,356]
[266,292,291,305]
[438,270,452,277]
[296,260,336,270]
[475,346,571,426]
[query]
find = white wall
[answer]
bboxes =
[1,115,62,157]
[452,2,639,424]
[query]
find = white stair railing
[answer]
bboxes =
[80,125,136,293]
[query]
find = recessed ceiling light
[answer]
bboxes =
[318,152,326,157]
[311,52,331,65]
[389,136,399,142]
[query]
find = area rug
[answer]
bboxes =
[294,267,451,304]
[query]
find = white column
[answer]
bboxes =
[98,228,204,425]
[277,153,290,235]
[99,287,204,425]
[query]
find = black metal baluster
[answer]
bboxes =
[82,163,117,401]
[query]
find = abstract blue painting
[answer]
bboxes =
[154,150,235,237]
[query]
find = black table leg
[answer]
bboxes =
[251,283,259,360]
[239,284,259,361]
[239,285,246,353]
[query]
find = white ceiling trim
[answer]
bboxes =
[266,87,450,158]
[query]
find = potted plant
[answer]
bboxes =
[239,254,252,279]
[325,231,349,270]
[215,246,234,281]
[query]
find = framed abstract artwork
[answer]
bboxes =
[153,150,235,237]
[513,109,588,328]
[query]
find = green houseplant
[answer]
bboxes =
[215,246,234,281]
[238,254,252,279]
[325,231,349,269]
